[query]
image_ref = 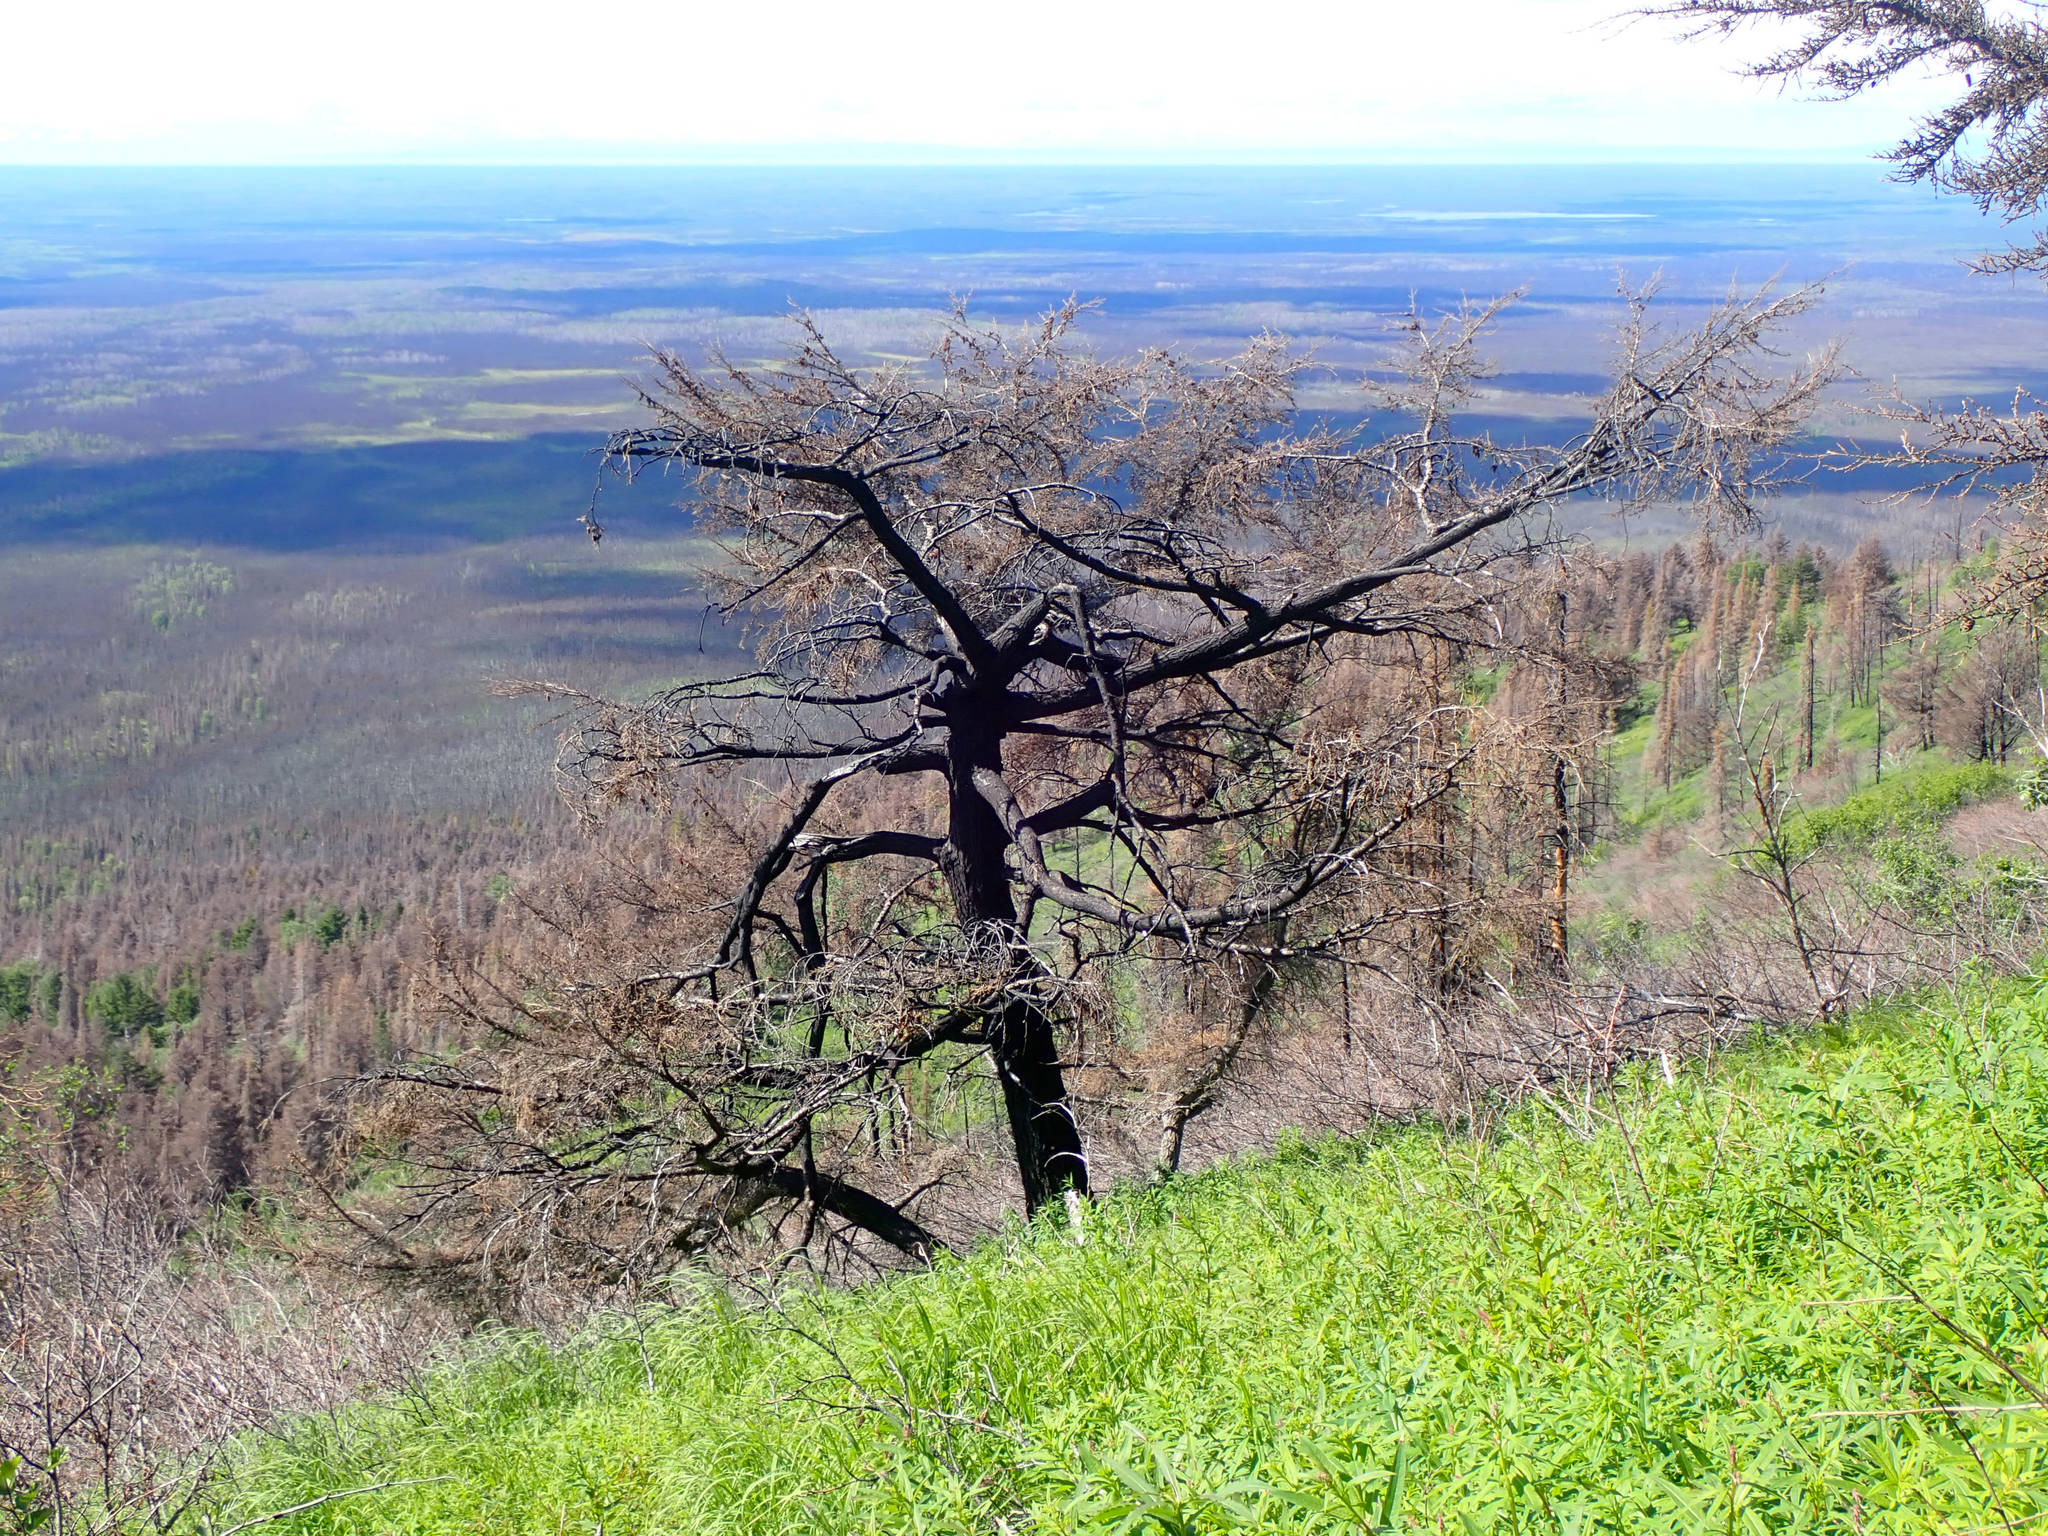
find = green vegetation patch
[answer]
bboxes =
[1784,760,2010,857]
[84,970,165,1042]
[209,983,2048,1534]
[277,905,353,950]
[0,961,42,1024]
[131,557,235,630]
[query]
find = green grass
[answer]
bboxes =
[1604,609,1991,832]
[1785,760,2011,857]
[204,986,2048,1534]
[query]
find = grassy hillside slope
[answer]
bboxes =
[203,983,2048,1534]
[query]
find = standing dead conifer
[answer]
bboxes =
[353,286,1828,1287]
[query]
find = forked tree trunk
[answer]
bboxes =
[942,723,1089,1217]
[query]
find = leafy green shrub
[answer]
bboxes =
[1867,828,2046,936]
[2019,759,2048,810]
[1577,911,1650,972]
[0,1455,52,1535]
[1870,828,1966,918]
[1786,760,2009,857]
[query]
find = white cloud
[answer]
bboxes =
[0,0,1954,163]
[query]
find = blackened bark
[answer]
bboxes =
[941,716,1089,1216]
[1549,590,1571,974]
[758,1164,947,1258]
[990,997,1088,1213]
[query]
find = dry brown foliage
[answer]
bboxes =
[321,283,1835,1300]
[0,1079,438,1534]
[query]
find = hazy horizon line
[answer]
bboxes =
[0,151,1891,172]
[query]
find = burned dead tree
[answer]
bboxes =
[356,287,1827,1285]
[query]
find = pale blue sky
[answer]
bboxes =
[0,0,1951,165]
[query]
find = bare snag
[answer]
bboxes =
[356,290,1828,1287]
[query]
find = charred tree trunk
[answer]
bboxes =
[1548,591,1571,974]
[990,998,1087,1215]
[942,718,1088,1217]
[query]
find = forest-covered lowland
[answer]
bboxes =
[0,533,723,1176]
[4,521,2044,1225]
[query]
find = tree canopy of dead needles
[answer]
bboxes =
[352,287,1829,1291]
